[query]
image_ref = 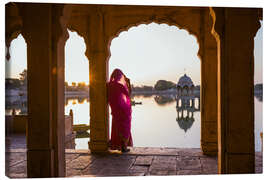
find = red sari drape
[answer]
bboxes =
[108,81,133,150]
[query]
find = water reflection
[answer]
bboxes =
[175,95,200,132]
[176,111,195,133]
[5,94,263,151]
[255,93,263,102]
[154,95,175,106]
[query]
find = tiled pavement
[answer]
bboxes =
[5,147,263,178]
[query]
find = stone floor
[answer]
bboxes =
[5,147,263,178]
[5,135,263,178]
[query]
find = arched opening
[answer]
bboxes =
[254,20,263,153]
[64,29,90,149]
[108,23,201,148]
[5,34,27,145]
[5,34,28,177]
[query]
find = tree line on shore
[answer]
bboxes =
[5,69,263,92]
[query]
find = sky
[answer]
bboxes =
[5,22,263,87]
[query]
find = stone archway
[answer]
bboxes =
[68,4,218,155]
[210,7,262,173]
[5,3,262,176]
[6,3,73,177]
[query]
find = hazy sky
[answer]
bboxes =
[109,23,200,86]
[5,22,263,86]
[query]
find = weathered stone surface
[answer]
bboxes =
[150,156,177,171]
[177,156,201,170]
[129,147,178,155]
[134,156,153,166]
[5,152,26,167]
[255,167,262,174]
[6,161,27,178]
[65,149,90,154]
[200,157,218,172]
[7,173,27,178]
[66,155,95,170]
[178,148,204,157]
[5,147,262,177]
[130,165,149,173]
[177,169,202,175]
[65,154,80,164]
[66,167,82,177]
[148,169,176,176]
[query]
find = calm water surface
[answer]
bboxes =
[64,95,263,151]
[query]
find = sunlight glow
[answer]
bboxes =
[65,29,89,85]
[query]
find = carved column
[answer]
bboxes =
[200,9,218,156]
[210,7,262,173]
[86,8,109,153]
[51,4,72,177]
[18,3,70,177]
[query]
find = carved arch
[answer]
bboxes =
[5,3,23,60]
[105,18,202,63]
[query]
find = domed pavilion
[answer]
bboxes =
[176,74,195,96]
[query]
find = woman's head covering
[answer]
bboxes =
[110,68,124,82]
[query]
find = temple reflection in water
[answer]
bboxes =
[176,74,200,132]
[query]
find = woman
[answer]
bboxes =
[107,69,133,152]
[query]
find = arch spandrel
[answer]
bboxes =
[66,4,218,155]
[104,6,205,62]
[67,5,210,64]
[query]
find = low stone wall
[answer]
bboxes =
[5,110,76,149]
[5,115,27,134]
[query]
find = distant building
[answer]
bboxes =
[176,74,195,96]
[176,74,200,132]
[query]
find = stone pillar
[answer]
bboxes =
[200,9,218,156]
[18,3,70,177]
[210,7,262,173]
[198,97,200,110]
[86,8,109,153]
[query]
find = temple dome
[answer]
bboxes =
[177,74,194,88]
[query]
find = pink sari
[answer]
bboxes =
[107,70,133,150]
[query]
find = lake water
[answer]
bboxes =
[64,95,263,152]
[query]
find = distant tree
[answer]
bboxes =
[141,85,153,91]
[77,82,87,91]
[131,85,153,92]
[64,81,69,87]
[71,82,76,87]
[78,82,86,87]
[154,80,176,91]
[19,69,27,85]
